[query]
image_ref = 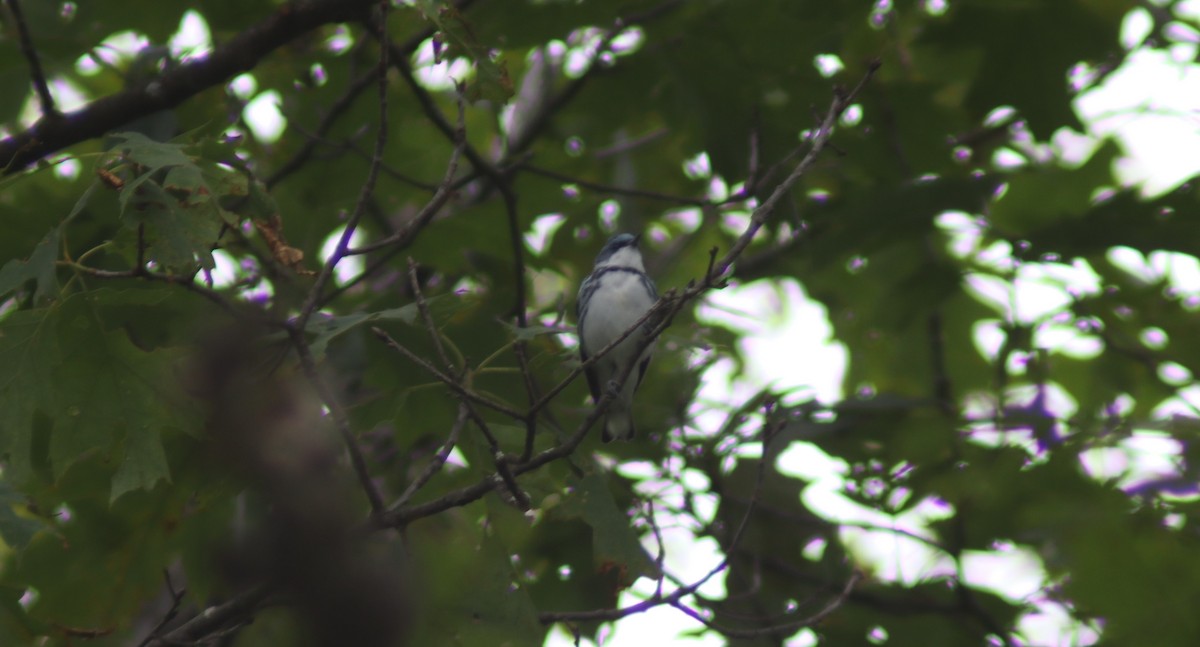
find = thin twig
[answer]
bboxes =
[371,328,527,421]
[382,63,884,529]
[516,344,539,462]
[266,68,379,188]
[152,584,271,646]
[591,127,670,160]
[295,3,390,333]
[393,402,469,509]
[666,571,862,639]
[645,501,668,599]
[63,262,273,325]
[135,570,187,647]
[520,163,706,206]
[289,326,387,515]
[407,258,452,369]
[713,60,882,280]
[286,2,392,516]
[346,93,466,256]
[2,0,381,173]
[5,0,57,117]
[283,121,438,192]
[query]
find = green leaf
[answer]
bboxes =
[109,426,171,503]
[921,1,1134,137]
[556,473,659,587]
[307,304,420,357]
[99,134,236,271]
[408,509,546,646]
[0,226,59,304]
[122,171,224,270]
[0,583,41,645]
[0,479,44,550]
[414,0,514,104]
[0,291,197,497]
[108,131,192,171]
[990,142,1119,235]
[498,319,564,342]
[309,290,481,356]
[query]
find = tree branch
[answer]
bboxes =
[379,62,884,529]
[371,327,527,421]
[150,585,271,646]
[4,0,56,118]
[392,401,469,509]
[290,325,387,515]
[344,93,466,256]
[296,2,390,332]
[519,162,707,206]
[266,68,379,189]
[1,0,380,174]
[288,0,391,517]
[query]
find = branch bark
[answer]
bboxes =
[1,0,376,174]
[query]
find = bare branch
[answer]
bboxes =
[371,327,527,421]
[286,3,392,516]
[295,4,391,334]
[393,402,469,509]
[408,258,452,369]
[713,60,882,281]
[382,64,884,529]
[151,585,271,646]
[290,324,386,514]
[520,163,707,206]
[135,570,188,647]
[287,121,440,192]
[63,262,274,325]
[4,0,56,117]
[346,93,466,256]
[266,69,380,189]
[667,571,862,639]
[367,280,532,508]
[1,0,379,174]
[507,0,686,155]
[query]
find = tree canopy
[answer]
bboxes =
[0,0,1198,645]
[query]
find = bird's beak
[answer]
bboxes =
[633,233,643,246]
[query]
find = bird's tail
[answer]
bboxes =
[602,401,635,442]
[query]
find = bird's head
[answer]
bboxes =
[594,233,644,269]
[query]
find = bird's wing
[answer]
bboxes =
[581,349,602,402]
[639,272,658,300]
[577,275,602,402]
[635,271,657,391]
[634,354,652,391]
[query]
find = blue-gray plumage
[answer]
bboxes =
[577,233,658,441]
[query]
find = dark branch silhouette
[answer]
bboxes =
[1,0,378,173]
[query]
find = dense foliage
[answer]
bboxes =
[0,0,1198,645]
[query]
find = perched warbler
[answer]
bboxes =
[576,233,658,441]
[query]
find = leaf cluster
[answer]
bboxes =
[0,0,1198,646]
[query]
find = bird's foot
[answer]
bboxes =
[606,379,621,397]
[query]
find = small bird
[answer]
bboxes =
[577,233,658,441]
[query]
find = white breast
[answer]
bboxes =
[582,272,656,354]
